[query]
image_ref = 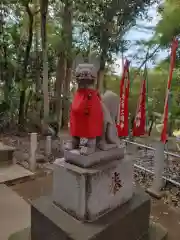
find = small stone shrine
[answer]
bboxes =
[31,54,168,240]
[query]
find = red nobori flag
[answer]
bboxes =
[161,38,178,143]
[133,78,146,136]
[117,60,130,137]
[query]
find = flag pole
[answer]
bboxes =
[144,64,148,133]
[132,66,147,137]
[161,38,178,143]
[128,62,133,139]
[117,50,125,125]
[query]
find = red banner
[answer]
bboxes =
[133,78,146,136]
[117,60,130,136]
[161,38,178,143]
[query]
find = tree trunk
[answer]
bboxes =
[3,41,10,104]
[0,6,4,83]
[55,0,72,134]
[24,89,33,118]
[34,0,41,95]
[148,116,155,136]
[55,52,66,129]
[168,118,173,136]
[1,7,11,106]
[97,51,106,93]
[40,0,49,124]
[61,0,72,129]
[18,3,33,127]
[62,59,72,129]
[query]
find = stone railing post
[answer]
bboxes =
[29,133,37,172]
[46,135,52,157]
[147,141,165,198]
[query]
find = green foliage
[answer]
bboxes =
[155,0,180,45]
[75,0,153,62]
[3,0,177,129]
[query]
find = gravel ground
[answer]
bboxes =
[134,167,180,208]
[134,148,180,181]
[132,146,180,209]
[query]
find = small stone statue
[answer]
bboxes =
[64,53,121,156]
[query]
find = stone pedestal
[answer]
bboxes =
[9,222,168,240]
[31,189,151,240]
[30,148,168,240]
[53,156,133,222]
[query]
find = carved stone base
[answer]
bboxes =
[52,156,133,222]
[64,147,124,168]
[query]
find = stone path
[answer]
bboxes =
[0,164,33,184]
[0,184,30,240]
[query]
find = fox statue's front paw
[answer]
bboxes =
[80,146,96,155]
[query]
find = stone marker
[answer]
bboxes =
[147,141,166,199]
[29,133,37,172]
[31,55,168,240]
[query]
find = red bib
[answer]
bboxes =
[70,89,103,138]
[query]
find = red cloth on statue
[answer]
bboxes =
[70,88,103,138]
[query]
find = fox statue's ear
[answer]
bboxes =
[72,52,100,72]
[72,53,84,70]
[88,52,100,72]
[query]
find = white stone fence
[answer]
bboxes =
[124,139,180,198]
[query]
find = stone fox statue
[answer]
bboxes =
[64,55,120,155]
[70,63,103,140]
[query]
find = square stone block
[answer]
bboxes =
[52,156,134,222]
[31,189,151,240]
[0,145,15,166]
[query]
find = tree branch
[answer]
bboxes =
[137,45,160,72]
